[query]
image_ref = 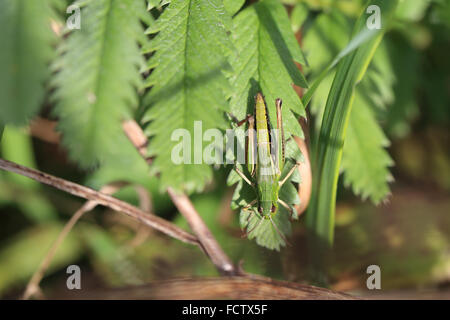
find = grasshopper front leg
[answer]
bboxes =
[227,112,254,128]
[278,162,301,187]
[242,199,257,211]
[234,166,254,187]
[229,112,256,177]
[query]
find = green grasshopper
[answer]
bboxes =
[233,93,301,244]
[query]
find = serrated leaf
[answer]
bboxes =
[227,0,308,249]
[228,0,308,140]
[142,0,233,193]
[0,0,58,125]
[240,205,291,251]
[224,0,245,15]
[360,42,395,111]
[229,153,300,250]
[147,0,169,11]
[52,0,149,167]
[230,177,256,210]
[342,94,394,204]
[283,138,304,184]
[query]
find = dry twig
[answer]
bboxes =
[64,276,357,300]
[0,158,198,246]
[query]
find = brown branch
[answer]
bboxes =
[63,276,357,300]
[167,188,236,275]
[127,185,154,247]
[29,117,60,144]
[0,158,199,246]
[122,119,238,275]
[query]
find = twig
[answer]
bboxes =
[167,188,236,275]
[122,120,238,275]
[29,117,60,144]
[128,185,153,247]
[122,120,150,162]
[22,182,125,300]
[0,158,199,246]
[63,276,357,300]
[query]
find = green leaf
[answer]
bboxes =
[224,0,246,15]
[0,127,58,222]
[143,0,233,193]
[395,0,430,22]
[52,0,150,167]
[0,223,82,296]
[148,0,170,11]
[234,153,300,251]
[384,37,420,138]
[339,43,395,204]
[342,93,394,204]
[227,0,307,250]
[291,2,309,33]
[230,169,299,251]
[241,208,292,251]
[1,127,38,188]
[229,139,302,250]
[228,0,308,140]
[0,0,58,125]
[302,10,383,107]
[304,10,395,205]
[305,0,398,282]
[360,42,395,111]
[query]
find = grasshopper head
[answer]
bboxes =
[258,200,278,217]
[257,178,280,217]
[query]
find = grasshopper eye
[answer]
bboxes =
[258,206,262,214]
[271,205,276,213]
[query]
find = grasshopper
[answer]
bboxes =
[233,93,301,243]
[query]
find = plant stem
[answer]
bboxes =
[0,158,199,246]
[167,188,236,275]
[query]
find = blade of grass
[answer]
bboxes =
[302,27,378,107]
[305,0,398,286]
